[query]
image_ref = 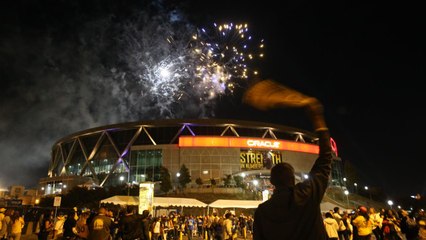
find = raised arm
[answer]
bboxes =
[243,79,333,200]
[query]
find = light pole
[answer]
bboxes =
[344,190,350,208]
[387,200,394,209]
[127,167,131,196]
[253,180,259,199]
[365,186,372,200]
[119,175,129,195]
[176,172,181,193]
[354,183,358,193]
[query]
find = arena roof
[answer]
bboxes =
[54,118,319,148]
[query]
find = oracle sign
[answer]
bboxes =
[178,136,319,154]
[246,139,280,149]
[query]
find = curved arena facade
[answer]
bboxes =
[39,119,341,195]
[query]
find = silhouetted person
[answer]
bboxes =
[63,210,77,239]
[119,206,141,240]
[88,207,112,240]
[140,210,150,240]
[244,80,333,240]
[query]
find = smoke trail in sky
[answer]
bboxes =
[0,7,182,187]
[0,1,264,188]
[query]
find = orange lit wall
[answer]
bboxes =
[179,136,319,154]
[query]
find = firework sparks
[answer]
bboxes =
[193,22,265,96]
[117,15,264,118]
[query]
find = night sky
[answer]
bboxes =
[1,0,425,202]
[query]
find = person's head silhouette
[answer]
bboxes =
[270,162,295,188]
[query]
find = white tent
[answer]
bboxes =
[208,199,350,212]
[208,199,263,209]
[100,196,207,208]
[154,197,207,208]
[101,196,351,214]
[100,195,139,206]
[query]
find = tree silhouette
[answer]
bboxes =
[195,177,203,187]
[178,164,191,189]
[159,166,172,194]
[210,178,217,187]
[233,175,244,188]
[223,174,232,187]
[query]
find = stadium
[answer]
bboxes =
[39,119,342,195]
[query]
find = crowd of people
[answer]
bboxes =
[323,206,426,240]
[0,206,256,240]
[1,204,426,240]
[0,208,25,240]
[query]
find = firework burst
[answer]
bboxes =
[117,15,264,118]
[192,22,265,96]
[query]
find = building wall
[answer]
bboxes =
[154,145,180,175]
[131,145,319,184]
[180,147,241,182]
[282,151,317,173]
[9,185,25,198]
[39,175,96,195]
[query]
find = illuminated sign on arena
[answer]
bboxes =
[179,136,319,154]
[240,150,283,170]
[246,139,280,149]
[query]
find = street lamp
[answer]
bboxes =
[253,180,259,186]
[252,180,259,200]
[387,200,394,209]
[365,186,372,200]
[175,172,181,193]
[411,194,421,200]
[344,190,350,207]
[119,175,129,195]
[354,183,358,193]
